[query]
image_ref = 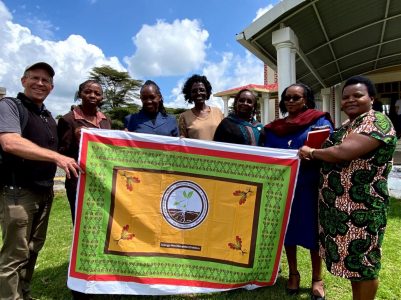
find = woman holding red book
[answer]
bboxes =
[263,83,333,299]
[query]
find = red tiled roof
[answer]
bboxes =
[214,83,278,97]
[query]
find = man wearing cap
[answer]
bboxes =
[0,62,81,299]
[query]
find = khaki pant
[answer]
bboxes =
[0,186,53,300]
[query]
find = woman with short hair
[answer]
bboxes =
[299,76,397,300]
[178,74,223,140]
[58,80,112,223]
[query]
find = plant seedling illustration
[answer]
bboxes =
[170,190,195,223]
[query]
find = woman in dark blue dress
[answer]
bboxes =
[264,83,333,299]
[124,80,178,136]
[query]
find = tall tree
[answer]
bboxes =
[89,65,143,110]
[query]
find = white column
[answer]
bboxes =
[290,47,297,84]
[222,96,230,117]
[258,96,264,123]
[320,88,331,113]
[272,27,299,98]
[262,93,270,124]
[334,84,342,127]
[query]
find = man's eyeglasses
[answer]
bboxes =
[25,75,53,86]
[283,95,303,102]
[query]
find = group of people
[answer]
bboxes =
[0,62,396,300]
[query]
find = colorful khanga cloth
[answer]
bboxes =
[319,110,396,280]
[225,114,263,145]
[67,129,299,295]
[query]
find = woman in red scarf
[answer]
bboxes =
[264,83,333,300]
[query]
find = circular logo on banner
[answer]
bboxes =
[161,180,208,230]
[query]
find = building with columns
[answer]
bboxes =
[214,65,279,124]
[219,0,401,127]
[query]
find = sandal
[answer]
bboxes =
[286,271,300,295]
[310,278,325,300]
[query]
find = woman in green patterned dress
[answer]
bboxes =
[298,76,397,300]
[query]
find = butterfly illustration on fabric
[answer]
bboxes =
[233,188,253,205]
[228,235,247,255]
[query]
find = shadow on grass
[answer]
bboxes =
[30,265,302,300]
[31,262,71,300]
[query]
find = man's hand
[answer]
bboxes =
[0,133,84,179]
[54,153,83,179]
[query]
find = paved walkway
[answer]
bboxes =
[54,168,66,192]
[393,138,401,164]
[388,165,401,198]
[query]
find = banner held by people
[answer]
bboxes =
[67,129,299,295]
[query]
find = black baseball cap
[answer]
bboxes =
[24,62,55,77]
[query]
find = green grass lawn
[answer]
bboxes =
[1,192,400,299]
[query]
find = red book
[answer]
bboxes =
[305,128,330,148]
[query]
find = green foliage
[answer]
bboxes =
[107,106,186,130]
[106,104,140,129]
[166,107,186,115]
[88,65,143,129]
[89,65,143,110]
[166,107,186,120]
